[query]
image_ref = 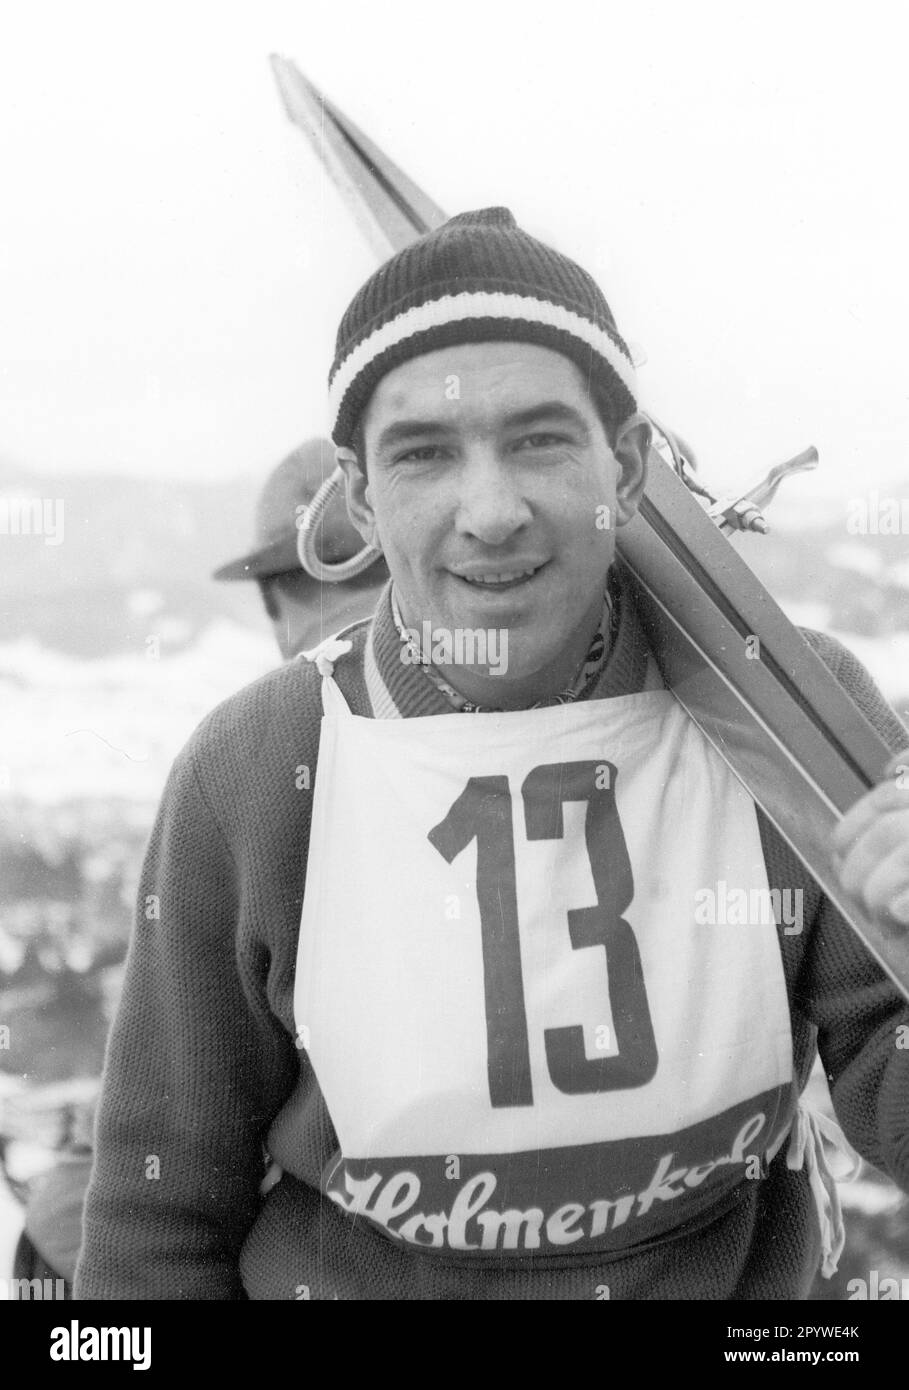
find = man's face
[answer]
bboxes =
[341,341,649,695]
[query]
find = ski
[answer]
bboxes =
[269,55,909,1001]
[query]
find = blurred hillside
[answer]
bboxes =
[0,463,266,656]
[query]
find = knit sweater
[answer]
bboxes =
[74,577,909,1301]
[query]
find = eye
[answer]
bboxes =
[513,432,570,451]
[395,445,449,463]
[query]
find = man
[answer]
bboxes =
[212,437,388,659]
[75,208,909,1301]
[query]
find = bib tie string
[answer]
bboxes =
[786,1103,862,1278]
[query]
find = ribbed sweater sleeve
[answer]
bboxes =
[794,631,909,1185]
[73,740,298,1300]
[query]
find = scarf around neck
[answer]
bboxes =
[390,573,618,713]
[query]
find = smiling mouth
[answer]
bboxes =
[452,563,547,591]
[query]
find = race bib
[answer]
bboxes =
[294,680,794,1258]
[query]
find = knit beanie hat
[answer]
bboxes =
[328,207,638,450]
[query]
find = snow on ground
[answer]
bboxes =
[825,628,909,710]
[779,603,909,709]
[0,620,276,806]
[824,543,885,578]
[779,600,835,633]
[887,560,909,590]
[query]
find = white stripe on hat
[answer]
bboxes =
[329,291,638,432]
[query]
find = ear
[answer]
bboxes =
[336,446,381,549]
[612,412,651,526]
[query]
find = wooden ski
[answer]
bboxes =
[269,55,909,1000]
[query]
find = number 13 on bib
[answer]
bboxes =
[294,673,794,1258]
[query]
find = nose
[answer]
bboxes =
[454,445,533,546]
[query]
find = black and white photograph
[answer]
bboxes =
[1,0,908,1356]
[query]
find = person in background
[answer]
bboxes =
[213,437,389,659]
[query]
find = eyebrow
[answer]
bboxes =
[499,402,591,434]
[374,401,590,453]
[375,420,455,451]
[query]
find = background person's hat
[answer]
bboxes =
[213,438,366,582]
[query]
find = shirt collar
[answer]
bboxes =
[390,583,615,712]
[370,566,650,715]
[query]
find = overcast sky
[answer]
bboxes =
[1,0,908,507]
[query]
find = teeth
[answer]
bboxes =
[461,568,537,584]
